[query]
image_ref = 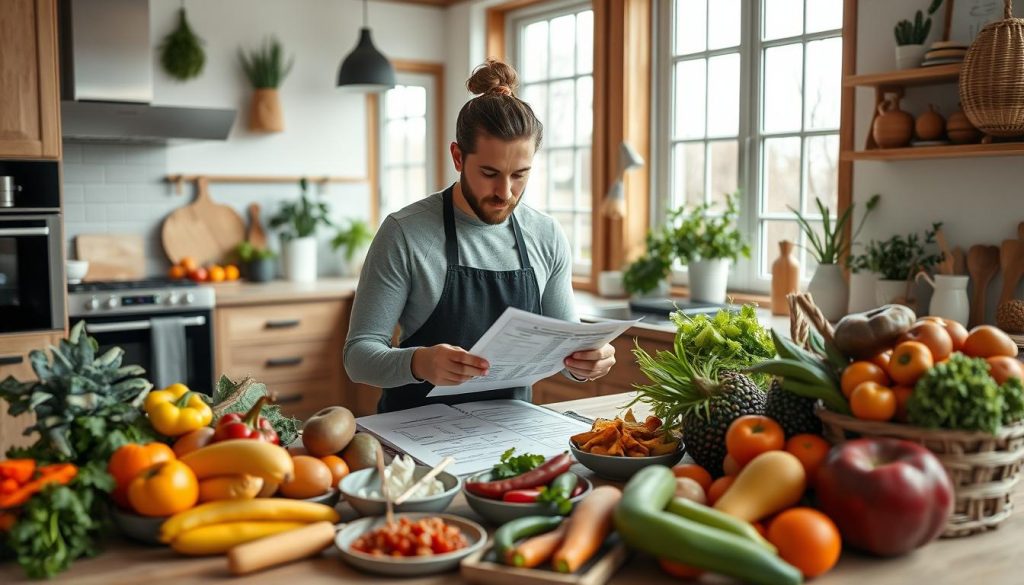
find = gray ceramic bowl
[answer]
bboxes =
[111,508,167,546]
[340,466,460,517]
[569,442,685,481]
[462,472,592,525]
[302,487,341,507]
[335,513,486,576]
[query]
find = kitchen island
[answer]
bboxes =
[2,392,1020,585]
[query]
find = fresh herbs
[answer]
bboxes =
[491,448,545,480]
[867,223,944,280]
[668,305,776,386]
[790,194,879,265]
[239,37,294,89]
[623,231,674,295]
[331,218,375,263]
[907,353,1024,433]
[210,375,300,447]
[160,8,206,81]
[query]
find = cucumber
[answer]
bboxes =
[492,516,563,558]
[614,467,802,585]
[665,497,776,554]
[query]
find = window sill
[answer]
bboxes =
[670,286,771,307]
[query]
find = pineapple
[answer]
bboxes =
[765,379,822,438]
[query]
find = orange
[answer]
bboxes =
[987,356,1024,385]
[180,257,198,272]
[225,264,241,281]
[279,456,332,499]
[752,521,768,539]
[208,265,226,282]
[658,558,705,579]
[767,507,842,578]
[725,415,785,466]
[706,476,735,506]
[671,464,712,493]
[168,265,187,280]
[785,434,831,485]
[870,350,892,372]
[840,361,890,399]
[921,317,969,351]
[889,341,934,386]
[850,382,896,421]
[892,385,914,422]
[320,455,350,488]
[898,321,953,361]
[963,325,1019,359]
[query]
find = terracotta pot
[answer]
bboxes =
[947,108,982,144]
[915,104,945,141]
[872,97,913,148]
[249,88,284,133]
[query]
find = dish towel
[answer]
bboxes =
[150,316,188,389]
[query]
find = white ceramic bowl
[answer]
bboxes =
[334,513,486,576]
[340,466,460,517]
[66,260,89,284]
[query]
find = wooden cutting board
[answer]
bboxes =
[76,234,146,281]
[461,538,628,585]
[161,178,246,266]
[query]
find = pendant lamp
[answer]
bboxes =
[337,0,396,91]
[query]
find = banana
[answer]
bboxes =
[160,499,341,543]
[171,521,307,556]
[180,439,294,483]
[746,358,835,388]
[197,475,264,503]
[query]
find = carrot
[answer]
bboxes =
[0,460,36,484]
[0,463,77,509]
[506,521,568,568]
[552,485,622,573]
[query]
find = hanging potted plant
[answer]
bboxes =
[893,0,943,69]
[872,223,944,309]
[160,6,206,81]
[331,218,375,277]
[269,179,334,282]
[239,37,294,132]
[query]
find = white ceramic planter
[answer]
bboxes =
[807,264,848,322]
[848,271,880,314]
[895,44,926,69]
[876,279,909,307]
[598,270,627,297]
[688,259,730,304]
[928,275,970,325]
[284,236,318,283]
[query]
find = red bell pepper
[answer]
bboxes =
[213,396,280,444]
[502,488,542,503]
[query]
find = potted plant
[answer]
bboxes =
[872,223,944,309]
[270,179,334,283]
[847,239,885,314]
[894,0,943,69]
[623,231,674,297]
[239,37,294,132]
[331,218,375,277]
[790,194,879,322]
[235,241,278,283]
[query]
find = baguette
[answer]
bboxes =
[227,521,336,575]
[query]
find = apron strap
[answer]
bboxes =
[510,213,532,270]
[442,186,460,266]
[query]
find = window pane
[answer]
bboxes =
[708,0,740,49]
[551,212,574,255]
[709,140,738,209]
[804,37,842,130]
[762,220,801,278]
[549,80,575,147]
[550,150,574,210]
[386,119,405,164]
[577,212,592,262]
[576,76,593,145]
[385,87,406,119]
[406,118,426,165]
[763,0,803,40]
[675,0,707,55]
[707,53,740,137]
[763,137,801,214]
[384,168,406,212]
[522,84,547,128]
[522,22,549,82]
[763,44,803,134]
[405,86,427,118]
[550,14,575,78]
[527,153,548,211]
[673,142,705,209]
[801,221,825,278]
[806,0,842,32]
[576,10,594,74]
[674,59,707,139]
[804,135,839,214]
[576,149,591,209]
[407,166,426,198]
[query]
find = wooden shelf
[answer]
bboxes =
[843,64,961,88]
[841,142,1024,161]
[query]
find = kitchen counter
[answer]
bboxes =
[6,392,1019,585]
[205,278,358,307]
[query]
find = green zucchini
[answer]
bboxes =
[665,496,776,553]
[492,515,563,558]
[614,466,802,585]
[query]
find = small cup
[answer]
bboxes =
[598,270,626,297]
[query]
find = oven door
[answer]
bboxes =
[0,214,64,333]
[71,310,214,394]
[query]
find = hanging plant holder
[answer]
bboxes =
[249,89,284,133]
[959,0,1024,137]
[160,6,206,81]
[240,37,293,134]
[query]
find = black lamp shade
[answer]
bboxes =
[337,28,396,92]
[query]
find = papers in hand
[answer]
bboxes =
[426,307,640,398]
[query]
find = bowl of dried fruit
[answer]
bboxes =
[569,411,684,481]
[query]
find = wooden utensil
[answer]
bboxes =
[75,234,145,281]
[247,203,267,250]
[952,247,966,275]
[967,245,1000,327]
[161,177,246,266]
[375,446,394,526]
[394,456,454,505]
[1018,221,1024,240]
[936,228,954,275]
[999,238,1024,307]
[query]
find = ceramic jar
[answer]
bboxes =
[947,108,983,144]
[915,104,945,141]
[873,98,914,148]
[927,275,970,325]
[771,240,800,316]
[807,264,848,322]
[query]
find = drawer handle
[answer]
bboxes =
[276,394,302,405]
[265,319,301,329]
[266,357,303,368]
[0,354,24,367]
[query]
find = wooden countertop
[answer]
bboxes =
[4,392,1020,584]
[205,278,358,307]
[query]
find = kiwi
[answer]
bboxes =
[341,433,381,472]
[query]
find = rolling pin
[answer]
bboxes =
[227,521,336,576]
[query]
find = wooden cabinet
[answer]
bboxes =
[0,331,62,453]
[0,0,61,159]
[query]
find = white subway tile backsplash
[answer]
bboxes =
[63,163,104,183]
[62,143,82,163]
[84,184,127,203]
[85,206,106,222]
[64,204,85,222]
[81,144,125,164]
[104,165,163,183]
[128,184,175,201]
[123,146,167,166]
[63,185,84,203]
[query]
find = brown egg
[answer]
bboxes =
[279,455,333,499]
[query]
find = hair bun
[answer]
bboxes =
[489,85,514,96]
[467,59,520,96]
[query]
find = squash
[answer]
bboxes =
[713,451,806,522]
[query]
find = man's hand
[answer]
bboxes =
[564,343,616,381]
[411,344,489,386]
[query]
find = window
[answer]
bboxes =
[655,0,843,290]
[509,2,594,276]
[379,70,441,221]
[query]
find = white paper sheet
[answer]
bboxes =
[355,399,592,476]
[426,307,639,398]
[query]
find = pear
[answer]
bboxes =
[301,406,355,457]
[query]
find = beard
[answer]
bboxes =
[460,173,520,225]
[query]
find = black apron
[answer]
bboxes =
[378,186,542,413]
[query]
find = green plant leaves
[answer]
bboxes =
[160,8,206,81]
[239,37,294,89]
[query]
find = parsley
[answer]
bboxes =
[491,448,545,480]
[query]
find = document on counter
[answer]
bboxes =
[426,307,640,398]
[355,399,593,476]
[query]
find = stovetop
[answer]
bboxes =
[67,278,214,318]
[68,278,198,293]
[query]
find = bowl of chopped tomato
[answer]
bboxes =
[335,513,487,576]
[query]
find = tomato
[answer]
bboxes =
[768,507,842,578]
[899,321,953,361]
[725,415,785,466]
[107,442,176,510]
[870,350,892,372]
[320,455,350,488]
[889,341,934,386]
[850,382,896,421]
[128,460,199,517]
[351,516,468,557]
[892,385,914,422]
[670,464,712,493]
[963,325,1019,358]
[706,475,735,505]
[841,361,890,399]
[785,434,831,485]
[987,356,1024,385]
[658,558,705,579]
[922,317,969,351]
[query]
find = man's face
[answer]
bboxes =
[451,133,535,225]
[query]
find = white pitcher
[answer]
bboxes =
[918,273,970,325]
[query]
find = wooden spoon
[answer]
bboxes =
[952,247,966,275]
[999,238,1024,307]
[936,228,954,275]
[967,245,1000,327]
[247,203,268,250]
[375,446,394,526]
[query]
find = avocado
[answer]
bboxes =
[341,433,381,472]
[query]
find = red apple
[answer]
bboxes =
[816,438,953,557]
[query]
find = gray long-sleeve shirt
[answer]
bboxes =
[343,190,579,388]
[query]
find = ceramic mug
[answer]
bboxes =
[919,273,970,325]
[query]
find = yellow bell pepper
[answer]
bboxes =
[144,383,213,437]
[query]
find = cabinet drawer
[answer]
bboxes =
[218,301,344,346]
[270,378,342,420]
[221,341,339,384]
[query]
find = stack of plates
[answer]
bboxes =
[922,41,969,66]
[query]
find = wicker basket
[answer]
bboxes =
[817,405,1024,538]
[959,0,1024,137]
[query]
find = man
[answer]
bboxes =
[344,59,616,413]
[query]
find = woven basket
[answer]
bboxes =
[959,0,1024,137]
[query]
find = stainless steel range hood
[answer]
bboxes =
[60,0,236,144]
